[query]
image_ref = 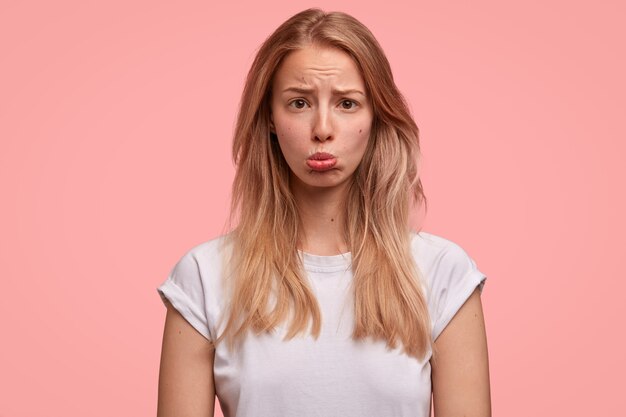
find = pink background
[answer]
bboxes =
[1,0,624,415]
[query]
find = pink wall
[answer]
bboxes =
[1,0,624,415]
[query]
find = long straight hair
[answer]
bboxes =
[215,8,432,360]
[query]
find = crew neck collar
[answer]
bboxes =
[297,250,352,272]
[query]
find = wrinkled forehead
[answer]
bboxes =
[272,45,366,92]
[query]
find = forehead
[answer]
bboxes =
[273,45,365,88]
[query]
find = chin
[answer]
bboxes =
[291,170,353,191]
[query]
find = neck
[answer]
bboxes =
[291,179,350,256]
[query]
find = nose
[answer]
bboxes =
[313,107,333,142]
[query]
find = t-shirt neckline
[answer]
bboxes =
[297,250,352,272]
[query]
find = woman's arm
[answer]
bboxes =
[431,288,491,417]
[157,299,216,417]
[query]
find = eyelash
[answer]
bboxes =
[289,99,308,109]
[288,99,358,110]
[340,100,357,110]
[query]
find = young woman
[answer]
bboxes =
[157,8,490,417]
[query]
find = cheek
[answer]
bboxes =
[358,125,372,145]
[354,113,372,139]
[276,126,299,150]
[353,127,371,158]
[275,115,305,139]
[275,122,306,159]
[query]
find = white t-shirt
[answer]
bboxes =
[156,231,487,417]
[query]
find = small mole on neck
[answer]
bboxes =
[331,218,334,222]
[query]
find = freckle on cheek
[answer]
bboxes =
[359,129,362,134]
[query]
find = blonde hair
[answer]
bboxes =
[215,8,432,360]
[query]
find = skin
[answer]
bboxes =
[157,299,216,417]
[432,288,492,416]
[157,44,490,417]
[270,44,373,255]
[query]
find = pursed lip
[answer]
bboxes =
[308,152,336,160]
[306,152,337,171]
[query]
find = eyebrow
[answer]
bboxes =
[281,87,366,97]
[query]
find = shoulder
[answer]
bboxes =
[172,233,234,274]
[164,233,234,301]
[179,233,232,260]
[409,230,487,340]
[158,234,233,338]
[409,230,479,274]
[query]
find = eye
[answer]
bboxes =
[289,99,308,109]
[341,100,357,110]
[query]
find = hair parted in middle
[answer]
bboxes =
[214,8,432,360]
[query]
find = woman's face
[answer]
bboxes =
[270,45,373,194]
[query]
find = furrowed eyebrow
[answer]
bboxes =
[281,87,366,97]
[281,87,314,94]
[333,88,366,97]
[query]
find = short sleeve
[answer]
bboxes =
[156,252,213,341]
[429,242,487,341]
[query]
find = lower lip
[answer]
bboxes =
[306,158,337,171]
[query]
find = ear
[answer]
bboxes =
[269,112,276,134]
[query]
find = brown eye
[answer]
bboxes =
[341,100,356,110]
[290,99,307,109]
